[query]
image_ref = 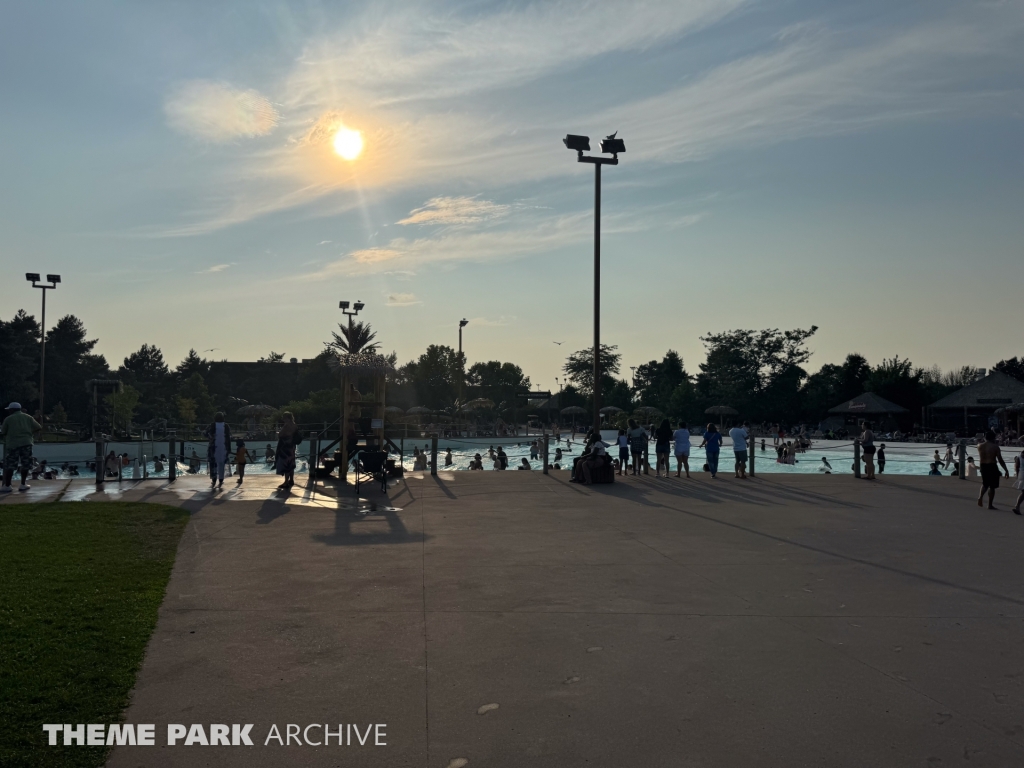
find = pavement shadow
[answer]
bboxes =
[312,504,426,547]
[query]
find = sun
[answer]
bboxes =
[333,127,363,161]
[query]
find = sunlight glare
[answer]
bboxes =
[333,127,364,161]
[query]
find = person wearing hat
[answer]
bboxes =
[1,402,42,492]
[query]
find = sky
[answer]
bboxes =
[1,0,1022,391]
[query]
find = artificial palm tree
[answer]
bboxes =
[329,321,379,355]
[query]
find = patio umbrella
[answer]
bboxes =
[599,405,623,414]
[407,406,433,415]
[560,406,587,415]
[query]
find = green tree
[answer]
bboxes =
[399,345,463,410]
[175,396,197,425]
[563,344,621,396]
[49,402,68,426]
[865,357,925,414]
[696,327,817,422]
[0,310,40,411]
[634,351,689,413]
[175,349,210,380]
[329,321,379,355]
[467,361,530,415]
[994,357,1024,383]
[800,353,871,420]
[258,351,286,363]
[44,314,110,426]
[177,373,215,423]
[119,344,169,382]
[106,385,141,435]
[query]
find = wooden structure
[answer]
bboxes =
[927,371,1024,433]
[331,352,396,482]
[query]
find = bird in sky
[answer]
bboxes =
[203,348,218,353]
[553,341,564,345]
[606,131,617,140]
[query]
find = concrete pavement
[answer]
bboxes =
[7,470,1024,766]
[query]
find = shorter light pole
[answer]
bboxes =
[458,319,469,400]
[26,273,60,421]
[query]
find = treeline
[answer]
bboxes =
[2,311,1021,432]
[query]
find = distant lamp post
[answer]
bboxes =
[458,319,469,399]
[339,300,365,331]
[630,366,636,387]
[564,132,624,430]
[26,273,60,422]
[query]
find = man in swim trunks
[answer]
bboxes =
[977,430,1009,510]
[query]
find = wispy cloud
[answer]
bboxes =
[398,196,509,226]
[165,81,279,141]
[386,292,420,306]
[196,263,233,273]
[468,315,516,327]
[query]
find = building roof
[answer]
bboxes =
[828,391,909,415]
[930,370,1024,409]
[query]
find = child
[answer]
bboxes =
[234,440,248,484]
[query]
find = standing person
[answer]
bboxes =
[1011,447,1024,515]
[942,443,955,469]
[729,421,749,479]
[616,429,629,476]
[976,430,1010,510]
[772,423,779,447]
[205,412,232,489]
[274,412,301,489]
[877,444,886,474]
[654,419,673,477]
[234,440,248,485]
[699,423,723,478]
[626,419,647,476]
[0,402,41,493]
[673,421,691,478]
[444,448,453,467]
[860,421,876,480]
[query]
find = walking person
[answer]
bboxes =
[626,419,647,475]
[1,402,42,493]
[860,421,876,480]
[977,430,1010,510]
[205,412,232,489]
[729,421,750,479]
[234,440,248,485]
[274,412,302,490]
[673,421,691,478]
[654,419,673,477]
[942,443,955,469]
[699,423,723,478]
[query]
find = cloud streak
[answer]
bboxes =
[165,81,279,141]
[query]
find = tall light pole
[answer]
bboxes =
[25,273,60,422]
[564,132,625,432]
[458,318,469,400]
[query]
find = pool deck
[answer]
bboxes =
[6,471,1024,767]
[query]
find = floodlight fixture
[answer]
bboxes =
[47,274,61,284]
[600,136,625,155]
[563,134,591,153]
[26,272,40,282]
[339,301,350,309]
[353,301,365,311]
[459,318,469,329]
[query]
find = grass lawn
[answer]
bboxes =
[0,502,189,768]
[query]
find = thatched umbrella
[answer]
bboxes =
[407,406,432,415]
[461,398,495,411]
[385,405,405,413]
[560,405,586,429]
[237,403,275,432]
[599,405,623,415]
